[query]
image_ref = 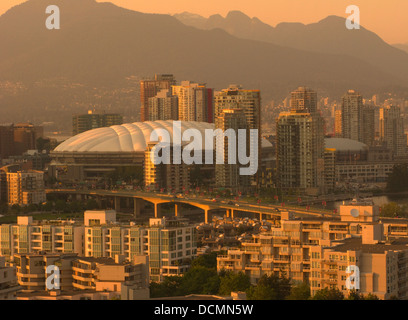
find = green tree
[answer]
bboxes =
[10,204,21,214]
[55,199,67,213]
[247,284,277,300]
[85,199,99,210]
[191,252,218,269]
[0,203,8,214]
[346,289,363,300]
[26,203,39,213]
[68,201,83,213]
[286,282,311,300]
[218,271,251,296]
[381,202,403,218]
[42,201,54,212]
[364,293,380,300]
[149,276,184,298]
[312,287,344,300]
[180,266,220,295]
[247,274,291,300]
[387,164,408,192]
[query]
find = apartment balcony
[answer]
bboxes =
[321,278,338,284]
[273,241,290,247]
[273,265,289,272]
[218,265,236,271]
[245,265,261,270]
[72,266,94,274]
[72,282,94,290]
[261,264,273,271]
[273,258,290,263]
[18,279,44,287]
[322,269,338,275]
[243,248,260,254]
[72,274,93,282]
[329,228,348,233]
[302,227,322,231]
[17,273,44,280]
[303,241,320,246]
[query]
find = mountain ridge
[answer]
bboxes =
[174,11,408,82]
[0,0,404,116]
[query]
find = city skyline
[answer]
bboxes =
[2,0,408,303]
[1,0,408,44]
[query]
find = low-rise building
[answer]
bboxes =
[11,252,149,300]
[0,216,84,260]
[0,256,19,300]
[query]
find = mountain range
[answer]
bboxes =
[0,0,407,126]
[393,43,408,54]
[174,11,408,83]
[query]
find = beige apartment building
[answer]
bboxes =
[172,81,213,123]
[217,200,408,299]
[217,211,353,284]
[14,253,77,291]
[12,252,149,300]
[0,211,197,283]
[83,211,197,282]
[311,225,408,300]
[6,170,46,205]
[0,216,84,260]
[148,89,178,121]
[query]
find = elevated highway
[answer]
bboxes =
[46,189,338,223]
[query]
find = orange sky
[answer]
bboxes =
[1,0,407,44]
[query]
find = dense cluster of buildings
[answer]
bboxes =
[1,200,408,299]
[0,211,197,283]
[2,72,408,300]
[217,199,408,299]
[0,123,44,160]
[0,165,46,206]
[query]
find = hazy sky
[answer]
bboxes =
[1,0,407,44]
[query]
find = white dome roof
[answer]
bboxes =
[55,121,216,153]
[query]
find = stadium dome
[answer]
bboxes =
[324,138,368,152]
[55,121,216,153]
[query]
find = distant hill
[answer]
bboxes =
[394,43,408,54]
[0,1,401,89]
[174,11,408,82]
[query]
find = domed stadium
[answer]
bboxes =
[54,121,215,153]
[50,121,217,183]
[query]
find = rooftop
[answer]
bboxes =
[330,237,408,254]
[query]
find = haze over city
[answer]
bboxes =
[1,0,408,307]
